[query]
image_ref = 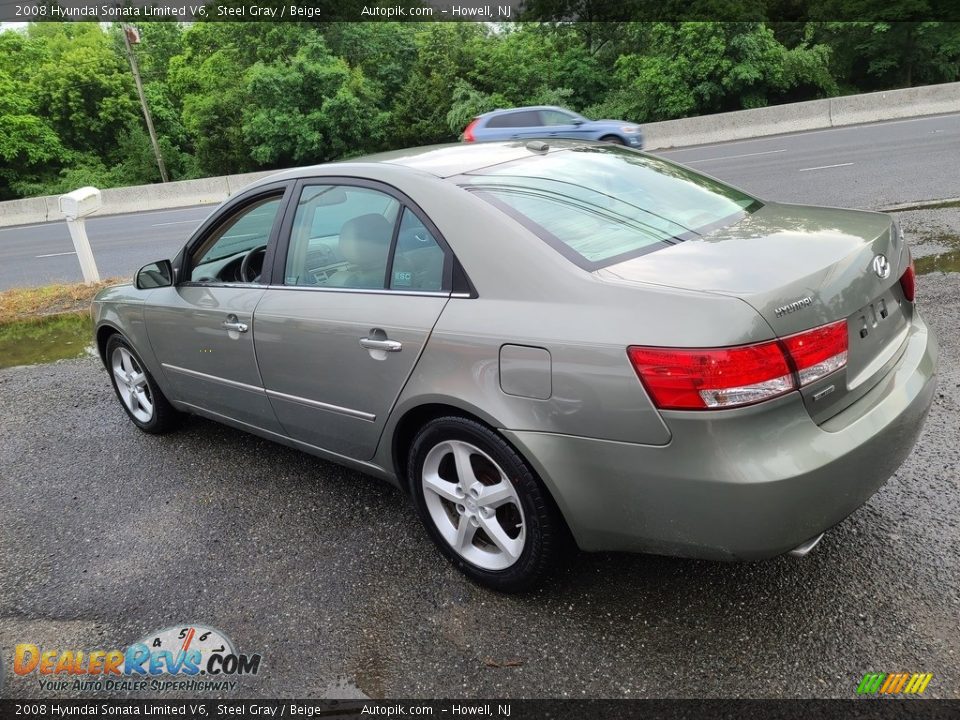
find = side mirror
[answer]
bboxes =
[135,259,174,289]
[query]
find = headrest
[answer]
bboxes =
[339,214,393,268]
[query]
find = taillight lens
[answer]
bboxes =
[628,320,848,410]
[899,247,915,302]
[462,118,479,143]
[627,342,792,410]
[780,320,848,386]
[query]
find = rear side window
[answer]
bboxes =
[283,184,449,293]
[540,110,578,126]
[485,111,541,129]
[390,209,446,291]
[284,185,400,289]
[461,146,760,270]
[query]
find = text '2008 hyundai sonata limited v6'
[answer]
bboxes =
[93,140,938,591]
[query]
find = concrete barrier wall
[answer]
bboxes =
[0,170,277,228]
[642,80,960,150]
[1,81,959,228]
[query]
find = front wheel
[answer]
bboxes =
[408,416,565,592]
[106,334,181,434]
[599,135,626,145]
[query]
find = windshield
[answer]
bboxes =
[461,145,761,269]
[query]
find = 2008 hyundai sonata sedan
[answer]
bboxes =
[93,140,938,591]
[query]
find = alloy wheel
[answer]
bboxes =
[421,440,526,571]
[111,346,154,423]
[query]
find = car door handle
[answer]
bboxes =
[222,321,248,333]
[359,338,402,352]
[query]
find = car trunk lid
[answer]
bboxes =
[598,201,912,423]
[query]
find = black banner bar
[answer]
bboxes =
[2,700,960,720]
[1,0,959,23]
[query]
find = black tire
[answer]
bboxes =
[105,334,181,434]
[408,416,565,592]
[600,135,626,145]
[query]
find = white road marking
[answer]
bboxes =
[798,162,855,172]
[36,251,77,258]
[151,219,201,226]
[686,148,787,163]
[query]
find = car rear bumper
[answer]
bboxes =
[503,312,938,560]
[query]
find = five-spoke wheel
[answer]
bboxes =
[409,416,565,592]
[111,345,154,423]
[421,439,526,571]
[105,334,180,434]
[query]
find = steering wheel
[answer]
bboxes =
[240,245,267,283]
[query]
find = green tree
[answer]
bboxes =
[590,22,837,121]
[242,36,387,166]
[0,68,63,199]
[389,23,485,146]
[167,23,257,175]
[27,23,139,155]
[817,22,960,90]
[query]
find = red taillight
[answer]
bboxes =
[899,247,916,302]
[780,320,848,386]
[627,341,792,410]
[628,320,848,410]
[462,118,479,143]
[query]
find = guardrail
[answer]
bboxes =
[642,80,960,150]
[1,81,958,228]
[0,170,276,228]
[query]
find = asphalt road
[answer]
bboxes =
[1,112,958,290]
[1,266,958,700]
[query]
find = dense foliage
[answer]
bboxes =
[0,21,958,199]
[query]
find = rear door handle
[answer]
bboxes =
[359,338,402,352]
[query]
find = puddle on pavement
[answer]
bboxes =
[0,313,96,369]
[915,247,960,275]
[908,230,960,276]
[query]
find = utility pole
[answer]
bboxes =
[121,24,169,183]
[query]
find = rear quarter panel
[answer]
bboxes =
[371,169,777,469]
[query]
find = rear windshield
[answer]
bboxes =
[461,145,761,270]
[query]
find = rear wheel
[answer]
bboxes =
[408,416,564,592]
[106,334,180,434]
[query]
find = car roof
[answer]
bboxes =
[480,105,573,117]
[248,140,594,185]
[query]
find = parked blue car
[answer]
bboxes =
[462,106,643,148]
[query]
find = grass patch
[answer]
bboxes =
[0,278,123,324]
[0,313,95,369]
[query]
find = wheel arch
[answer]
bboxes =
[389,400,503,493]
[95,322,123,366]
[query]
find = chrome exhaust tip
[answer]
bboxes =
[788,533,825,558]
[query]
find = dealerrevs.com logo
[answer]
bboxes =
[13,624,262,693]
[857,672,933,695]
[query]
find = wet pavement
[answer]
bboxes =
[1,262,958,699]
